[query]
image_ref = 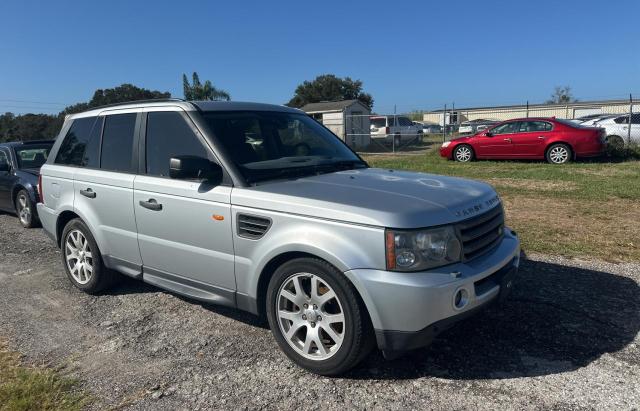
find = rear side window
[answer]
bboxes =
[145,111,210,177]
[370,118,386,128]
[100,113,137,173]
[55,116,102,167]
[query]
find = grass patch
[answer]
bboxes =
[364,150,640,261]
[0,339,88,411]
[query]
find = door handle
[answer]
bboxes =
[139,199,162,211]
[503,138,512,142]
[537,136,546,139]
[79,188,96,198]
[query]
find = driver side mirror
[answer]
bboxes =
[169,156,223,183]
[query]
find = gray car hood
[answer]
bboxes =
[232,168,500,228]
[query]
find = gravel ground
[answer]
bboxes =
[0,213,638,410]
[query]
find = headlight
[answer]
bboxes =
[385,226,461,271]
[441,141,451,148]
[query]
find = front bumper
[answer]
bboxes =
[344,229,520,352]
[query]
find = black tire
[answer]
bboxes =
[453,144,474,162]
[14,189,40,228]
[266,258,374,375]
[545,143,572,164]
[61,218,118,294]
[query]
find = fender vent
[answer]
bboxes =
[237,214,271,239]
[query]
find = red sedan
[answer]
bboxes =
[439,118,606,164]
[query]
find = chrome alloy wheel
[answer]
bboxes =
[549,146,569,163]
[276,273,345,361]
[455,146,472,162]
[17,193,31,226]
[65,230,93,285]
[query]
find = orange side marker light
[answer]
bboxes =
[212,215,224,221]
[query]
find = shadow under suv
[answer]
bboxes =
[38,99,520,375]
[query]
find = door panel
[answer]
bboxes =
[74,168,141,266]
[474,135,513,157]
[133,176,235,291]
[511,121,551,157]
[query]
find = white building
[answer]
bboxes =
[300,100,371,149]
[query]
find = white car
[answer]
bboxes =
[458,119,499,134]
[593,113,640,147]
[370,115,422,146]
[580,114,617,127]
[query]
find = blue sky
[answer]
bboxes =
[1,0,638,114]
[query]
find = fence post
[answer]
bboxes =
[629,94,633,146]
[526,100,529,118]
[442,103,447,143]
[393,105,397,153]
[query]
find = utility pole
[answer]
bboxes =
[442,104,447,143]
[526,100,529,118]
[629,94,633,146]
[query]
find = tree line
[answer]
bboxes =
[0,72,374,142]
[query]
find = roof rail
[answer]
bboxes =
[87,98,195,111]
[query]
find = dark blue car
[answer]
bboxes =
[0,140,54,227]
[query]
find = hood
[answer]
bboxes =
[232,168,500,228]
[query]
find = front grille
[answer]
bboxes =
[457,205,505,261]
[237,214,271,239]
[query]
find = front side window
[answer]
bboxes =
[202,111,365,183]
[631,113,640,124]
[145,111,211,177]
[100,113,137,173]
[55,116,101,167]
[490,122,520,135]
[14,144,53,169]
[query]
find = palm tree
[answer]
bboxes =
[182,72,230,101]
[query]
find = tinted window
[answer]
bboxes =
[490,122,520,135]
[55,116,101,167]
[370,118,386,127]
[0,150,9,169]
[15,144,53,169]
[100,113,137,173]
[145,111,210,177]
[631,114,640,124]
[519,121,552,132]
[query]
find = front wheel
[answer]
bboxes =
[266,258,373,375]
[546,143,572,164]
[453,144,474,162]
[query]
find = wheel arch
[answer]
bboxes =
[56,210,81,247]
[253,251,374,332]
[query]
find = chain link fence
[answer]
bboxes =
[335,94,638,154]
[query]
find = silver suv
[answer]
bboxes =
[37,100,520,375]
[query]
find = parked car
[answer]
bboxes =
[580,114,617,127]
[422,123,442,134]
[570,114,605,124]
[38,100,520,375]
[0,140,54,227]
[370,115,422,146]
[440,117,606,164]
[591,113,640,147]
[458,119,500,134]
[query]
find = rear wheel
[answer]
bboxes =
[607,135,624,149]
[15,189,39,228]
[546,143,572,164]
[61,218,118,294]
[453,144,474,162]
[266,258,373,375]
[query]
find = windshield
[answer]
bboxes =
[202,111,366,183]
[14,144,52,169]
